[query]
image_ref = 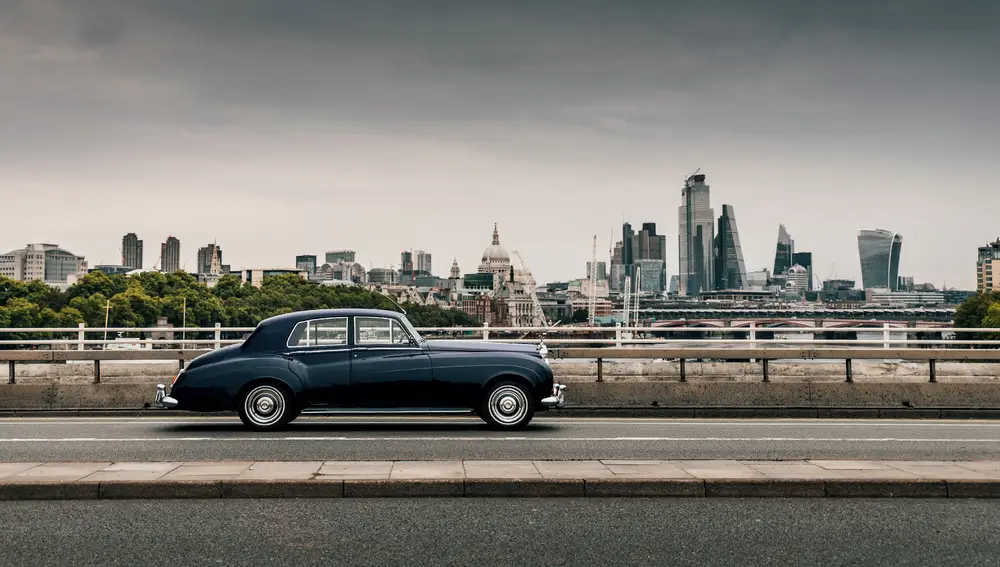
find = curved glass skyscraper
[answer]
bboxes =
[857,229,902,291]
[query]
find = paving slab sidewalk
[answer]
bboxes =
[2,460,1000,500]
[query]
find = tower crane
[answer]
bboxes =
[510,249,549,328]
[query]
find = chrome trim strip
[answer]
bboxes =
[299,408,474,415]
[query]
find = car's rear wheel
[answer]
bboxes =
[480,380,535,430]
[238,382,294,431]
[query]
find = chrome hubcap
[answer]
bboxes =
[244,385,285,427]
[488,385,528,425]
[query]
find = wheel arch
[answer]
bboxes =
[481,371,537,395]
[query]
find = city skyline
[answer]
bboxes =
[2,1,997,288]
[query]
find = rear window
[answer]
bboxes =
[287,317,349,348]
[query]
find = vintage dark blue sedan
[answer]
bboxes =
[155,308,565,430]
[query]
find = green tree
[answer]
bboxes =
[982,303,1000,340]
[955,291,999,328]
[954,291,1000,343]
[65,271,126,302]
[68,293,111,327]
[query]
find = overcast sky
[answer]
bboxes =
[2,0,997,288]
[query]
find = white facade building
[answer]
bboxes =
[0,243,88,287]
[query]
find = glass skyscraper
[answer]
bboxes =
[713,204,747,290]
[857,229,903,290]
[678,173,714,296]
[773,224,794,277]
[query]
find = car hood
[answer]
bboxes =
[423,340,541,355]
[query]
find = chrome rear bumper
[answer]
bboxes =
[540,383,566,408]
[154,384,179,409]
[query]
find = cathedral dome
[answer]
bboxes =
[481,224,510,264]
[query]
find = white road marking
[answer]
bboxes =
[0,436,999,443]
[4,418,1000,427]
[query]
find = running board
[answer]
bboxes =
[299,408,475,416]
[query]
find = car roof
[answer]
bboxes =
[259,308,405,328]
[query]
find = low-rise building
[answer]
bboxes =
[865,288,946,307]
[237,268,308,288]
[0,243,88,287]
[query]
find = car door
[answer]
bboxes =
[349,316,434,408]
[283,317,352,407]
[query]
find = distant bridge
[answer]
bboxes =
[635,307,956,323]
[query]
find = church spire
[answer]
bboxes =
[492,223,500,246]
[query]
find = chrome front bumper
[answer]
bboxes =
[154,384,179,409]
[540,383,566,408]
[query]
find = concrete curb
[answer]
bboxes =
[3,479,1000,500]
[6,407,1000,419]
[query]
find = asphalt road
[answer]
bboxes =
[1,498,998,567]
[3,416,1000,461]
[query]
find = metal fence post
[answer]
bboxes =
[845,359,853,383]
[749,321,757,363]
[596,358,604,382]
[615,323,622,348]
[7,361,14,384]
[679,358,687,382]
[482,322,489,341]
[929,359,937,383]
[214,323,222,350]
[78,323,85,351]
[883,323,891,349]
[93,360,101,384]
[762,359,770,383]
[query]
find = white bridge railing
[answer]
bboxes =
[0,323,998,349]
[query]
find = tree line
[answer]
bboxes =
[0,272,477,338]
[953,290,1000,340]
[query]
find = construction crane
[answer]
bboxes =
[633,266,641,325]
[510,249,549,328]
[622,275,632,328]
[587,235,598,327]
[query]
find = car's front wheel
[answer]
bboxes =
[238,382,294,431]
[480,380,535,430]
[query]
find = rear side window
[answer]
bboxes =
[356,317,411,345]
[286,318,349,348]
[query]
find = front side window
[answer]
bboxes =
[356,317,412,345]
[287,317,349,348]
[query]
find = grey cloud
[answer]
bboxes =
[1,1,997,286]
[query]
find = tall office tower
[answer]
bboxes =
[622,222,635,284]
[978,238,1000,292]
[610,240,624,292]
[678,172,714,296]
[637,222,667,292]
[415,250,432,275]
[713,204,748,290]
[792,252,813,291]
[857,229,903,290]
[400,250,414,272]
[197,243,223,275]
[773,224,795,277]
[160,236,180,273]
[326,250,356,264]
[121,233,143,270]
[586,261,608,282]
